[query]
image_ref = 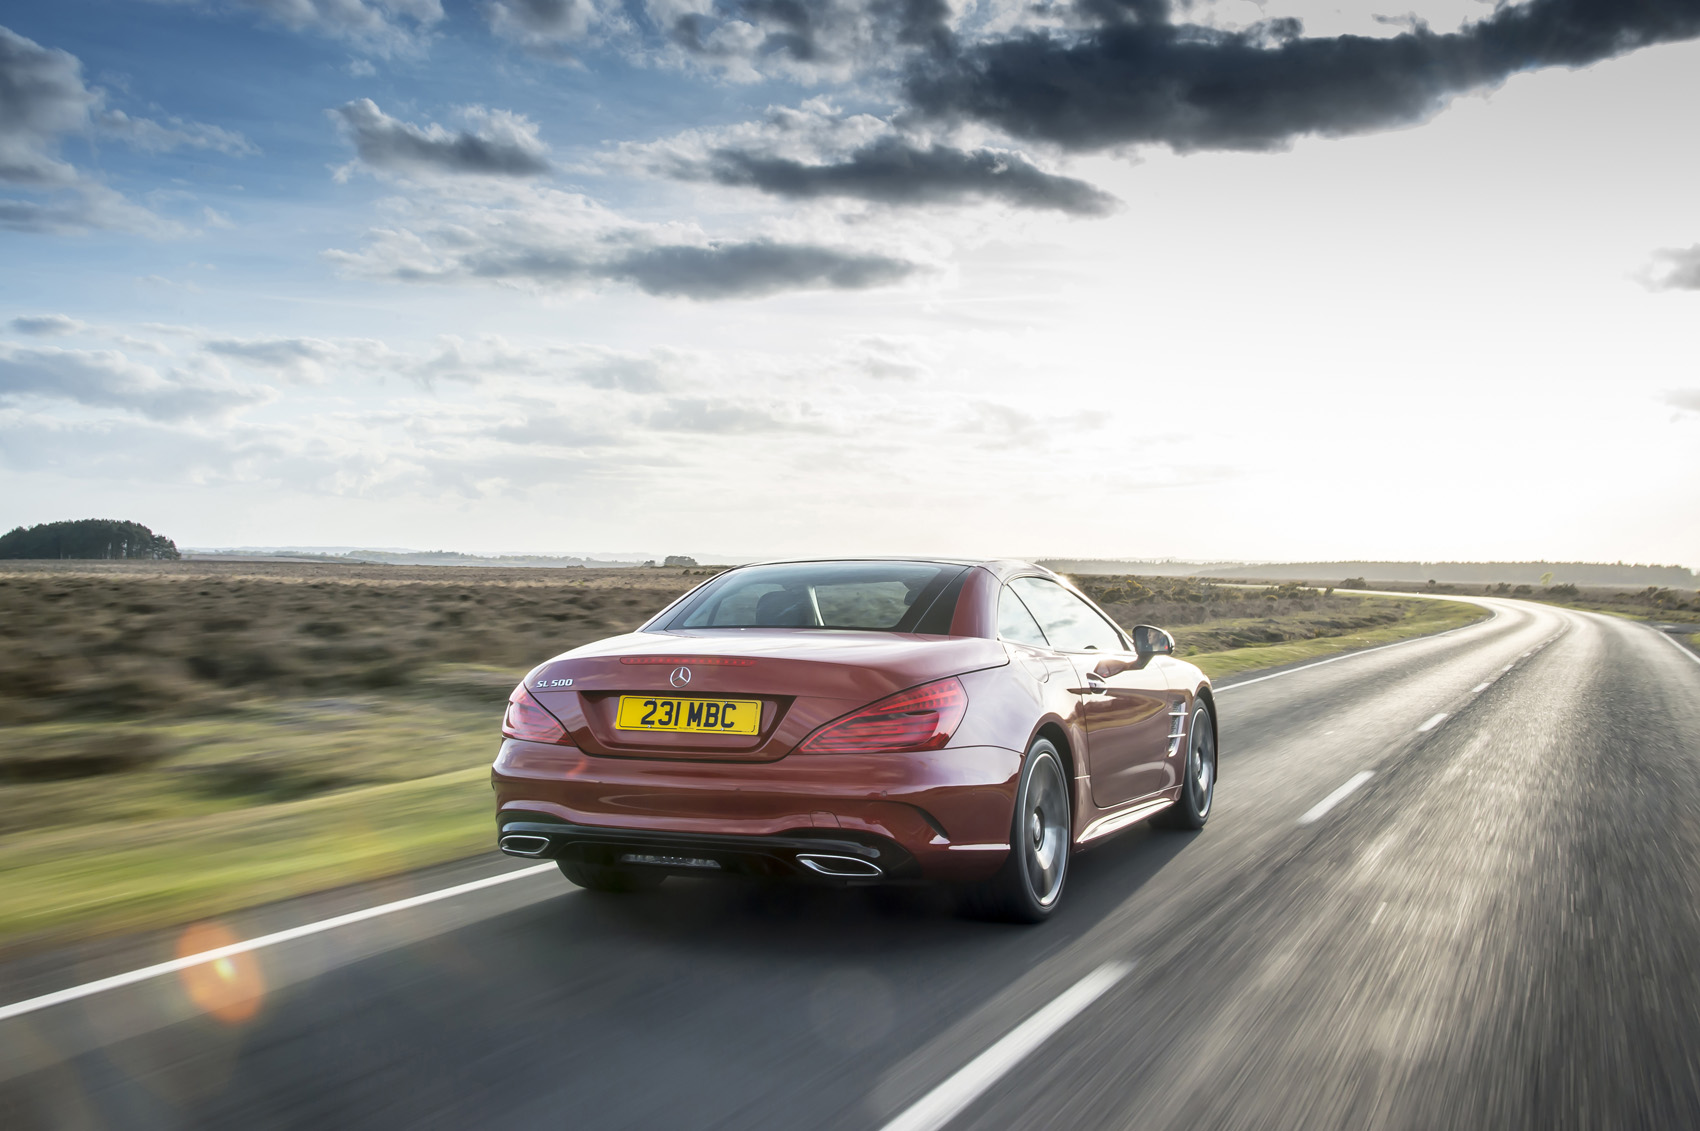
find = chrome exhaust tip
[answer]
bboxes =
[499,834,551,857]
[796,853,883,878]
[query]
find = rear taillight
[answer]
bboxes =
[503,684,568,744]
[800,677,969,754]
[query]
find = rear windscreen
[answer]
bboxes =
[666,562,966,632]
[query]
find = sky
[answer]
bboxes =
[1,0,1698,566]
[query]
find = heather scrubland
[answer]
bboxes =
[1074,576,1411,652]
[0,561,1481,950]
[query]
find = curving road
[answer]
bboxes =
[4,599,1700,1129]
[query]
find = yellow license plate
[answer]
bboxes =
[615,696,762,735]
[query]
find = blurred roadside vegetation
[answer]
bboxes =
[1069,575,1488,679]
[0,562,1482,952]
[1318,576,1700,628]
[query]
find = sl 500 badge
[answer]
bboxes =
[533,678,573,688]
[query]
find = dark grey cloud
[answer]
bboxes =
[664,0,951,78]
[903,0,1700,153]
[0,25,99,186]
[8,314,85,336]
[348,227,922,299]
[605,240,918,298]
[1,25,254,234]
[333,98,553,177]
[0,343,268,419]
[696,136,1117,215]
[1646,245,1700,290]
[486,0,601,46]
[462,239,920,298]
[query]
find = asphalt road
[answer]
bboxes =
[4,599,1699,1130]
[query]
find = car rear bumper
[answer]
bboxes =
[491,740,1022,882]
[497,818,921,882]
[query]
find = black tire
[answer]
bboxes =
[558,858,665,893]
[1154,700,1215,831]
[959,738,1072,923]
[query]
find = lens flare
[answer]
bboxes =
[174,922,265,1025]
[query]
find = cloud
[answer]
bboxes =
[0,183,185,236]
[903,0,1700,153]
[1666,390,1700,415]
[618,100,1116,215]
[485,0,610,52]
[1645,245,1700,291]
[0,343,269,419]
[8,314,86,336]
[327,184,923,299]
[644,396,825,433]
[143,0,444,55]
[96,109,259,156]
[954,399,1102,446]
[204,336,352,382]
[697,137,1117,215]
[332,99,553,179]
[0,26,99,186]
[605,240,917,298]
[660,0,952,82]
[0,25,254,233]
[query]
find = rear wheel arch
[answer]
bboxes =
[1034,720,1076,785]
[1194,687,1218,778]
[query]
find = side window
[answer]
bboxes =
[1009,578,1123,653]
[997,587,1050,648]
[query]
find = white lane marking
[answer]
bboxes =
[1503,663,1515,672]
[1655,629,1700,668]
[0,863,557,1024]
[880,962,1134,1131]
[1297,771,1375,826]
[1471,683,1491,693]
[1417,712,1448,733]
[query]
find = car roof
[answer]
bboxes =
[732,557,1051,581]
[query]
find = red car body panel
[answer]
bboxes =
[492,559,1214,884]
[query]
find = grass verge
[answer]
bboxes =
[0,767,492,953]
[1184,599,1488,680]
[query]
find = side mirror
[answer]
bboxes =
[1132,625,1175,656]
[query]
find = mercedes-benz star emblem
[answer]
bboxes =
[669,665,692,688]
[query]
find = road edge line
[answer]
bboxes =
[0,863,557,1024]
[1654,627,1700,668]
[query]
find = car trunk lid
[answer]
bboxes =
[525,630,1006,761]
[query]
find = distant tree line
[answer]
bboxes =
[0,519,180,560]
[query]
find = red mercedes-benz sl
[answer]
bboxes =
[492,558,1215,921]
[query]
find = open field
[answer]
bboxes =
[0,563,1484,951]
